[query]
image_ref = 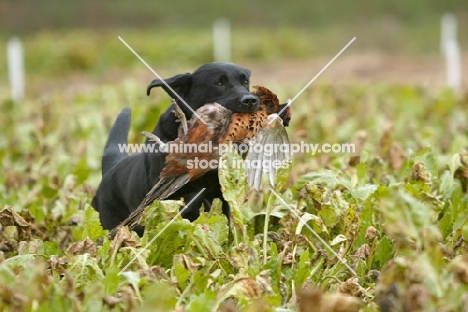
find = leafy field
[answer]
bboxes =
[1,33,468,310]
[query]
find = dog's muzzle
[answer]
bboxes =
[240,95,260,112]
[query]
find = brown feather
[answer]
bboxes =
[109,85,285,238]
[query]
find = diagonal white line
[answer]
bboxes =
[118,36,207,125]
[118,188,206,274]
[273,37,356,124]
[269,188,358,276]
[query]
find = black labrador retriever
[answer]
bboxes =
[92,62,260,235]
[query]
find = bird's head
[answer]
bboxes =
[251,85,291,126]
[251,85,280,115]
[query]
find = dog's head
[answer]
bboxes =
[147,62,260,118]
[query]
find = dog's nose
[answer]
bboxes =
[241,95,259,109]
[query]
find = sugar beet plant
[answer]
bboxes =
[0,83,468,311]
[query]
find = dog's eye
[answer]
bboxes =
[216,81,224,87]
[244,79,249,85]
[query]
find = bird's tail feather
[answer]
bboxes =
[148,174,191,202]
[108,173,191,238]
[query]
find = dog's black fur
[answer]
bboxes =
[92,62,260,235]
[147,62,260,143]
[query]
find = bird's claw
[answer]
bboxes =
[171,99,189,136]
[142,131,166,147]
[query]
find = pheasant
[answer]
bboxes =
[109,86,290,237]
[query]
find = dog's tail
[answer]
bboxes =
[102,107,132,176]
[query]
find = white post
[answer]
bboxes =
[441,13,462,92]
[213,18,231,62]
[7,37,25,102]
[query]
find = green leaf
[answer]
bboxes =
[4,254,37,268]
[294,250,311,288]
[373,236,394,267]
[144,218,194,268]
[102,266,120,296]
[186,290,217,312]
[356,162,367,182]
[173,254,191,291]
[194,213,229,246]
[295,212,328,236]
[80,204,106,241]
[189,270,212,295]
[317,190,348,229]
[351,184,378,201]
[218,143,249,209]
[0,265,16,285]
[67,254,105,291]
[273,159,293,192]
[192,225,222,258]
[295,169,351,191]
[120,271,142,299]
[140,281,178,312]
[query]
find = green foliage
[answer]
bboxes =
[1,57,468,311]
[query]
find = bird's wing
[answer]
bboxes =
[108,104,229,239]
[246,114,291,190]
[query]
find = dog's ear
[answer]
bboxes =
[147,73,193,98]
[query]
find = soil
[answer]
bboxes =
[30,53,468,100]
[245,53,468,89]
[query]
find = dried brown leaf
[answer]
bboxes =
[102,295,122,308]
[354,244,370,260]
[338,277,362,297]
[298,287,362,312]
[66,237,97,256]
[404,283,429,311]
[388,142,406,171]
[0,206,31,240]
[365,226,379,240]
[219,277,261,300]
[411,162,431,183]
[110,226,141,252]
[379,125,406,170]
[348,130,367,166]
[449,255,468,284]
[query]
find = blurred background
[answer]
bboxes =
[1,0,467,190]
[1,0,467,95]
[2,2,468,310]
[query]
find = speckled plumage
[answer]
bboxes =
[110,86,288,237]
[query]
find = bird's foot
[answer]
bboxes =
[172,99,189,136]
[142,131,166,147]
